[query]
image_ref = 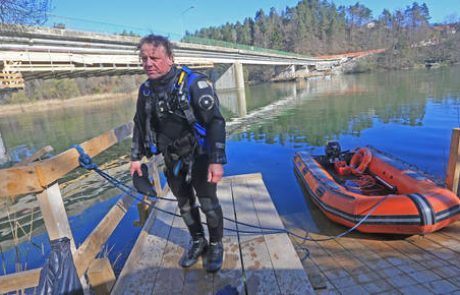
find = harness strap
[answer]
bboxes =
[178,66,208,151]
[177,66,199,127]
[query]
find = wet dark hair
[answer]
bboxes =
[137,34,174,58]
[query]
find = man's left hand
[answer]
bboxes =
[208,163,224,183]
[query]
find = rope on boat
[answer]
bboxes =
[72,145,389,243]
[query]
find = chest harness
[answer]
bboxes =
[146,66,208,182]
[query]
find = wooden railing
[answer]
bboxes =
[0,72,24,90]
[0,121,166,293]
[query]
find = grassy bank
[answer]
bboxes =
[0,92,137,116]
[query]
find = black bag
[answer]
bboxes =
[36,237,83,295]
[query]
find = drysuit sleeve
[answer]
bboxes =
[131,87,147,161]
[189,77,227,164]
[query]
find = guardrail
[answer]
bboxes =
[0,122,167,293]
[0,26,343,77]
[181,36,310,58]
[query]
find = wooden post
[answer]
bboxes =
[87,258,116,295]
[150,156,163,197]
[36,182,90,291]
[446,128,460,195]
[74,195,134,277]
[0,129,9,165]
[15,145,53,166]
[36,182,76,251]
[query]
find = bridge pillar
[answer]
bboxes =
[215,62,245,91]
[273,65,296,81]
[0,130,9,165]
[218,88,247,117]
[236,88,247,116]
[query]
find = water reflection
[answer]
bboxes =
[218,87,247,117]
[1,65,460,274]
[223,66,460,237]
[0,95,136,158]
[230,67,460,149]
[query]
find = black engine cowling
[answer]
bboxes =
[325,141,341,163]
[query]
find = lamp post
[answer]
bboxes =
[181,6,194,38]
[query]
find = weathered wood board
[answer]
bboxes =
[112,173,314,294]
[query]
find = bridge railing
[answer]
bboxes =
[0,122,166,293]
[181,36,310,58]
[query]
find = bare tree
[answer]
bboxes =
[0,0,52,25]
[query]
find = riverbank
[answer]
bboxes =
[0,91,137,116]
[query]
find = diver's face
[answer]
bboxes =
[140,44,173,79]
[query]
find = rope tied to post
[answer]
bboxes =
[72,144,98,170]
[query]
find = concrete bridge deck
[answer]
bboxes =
[0,26,346,90]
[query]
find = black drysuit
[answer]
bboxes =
[131,67,226,242]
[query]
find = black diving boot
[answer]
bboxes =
[206,241,224,272]
[179,236,208,268]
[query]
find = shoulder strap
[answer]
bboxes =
[182,66,201,94]
[178,66,208,138]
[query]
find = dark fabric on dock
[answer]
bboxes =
[37,237,83,295]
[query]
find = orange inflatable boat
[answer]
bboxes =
[293,143,460,234]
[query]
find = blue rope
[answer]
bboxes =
[72,144,97,170]
[71,145,387,242]
[72,144,160,202]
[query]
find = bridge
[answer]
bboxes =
[0,26,358,91]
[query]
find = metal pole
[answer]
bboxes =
[181,6,195,38]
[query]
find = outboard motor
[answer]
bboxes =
[325,141,341,164]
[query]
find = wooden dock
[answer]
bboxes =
[112,173,314,294]
[294,216,460,294]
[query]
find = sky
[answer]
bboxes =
[47,0,460,40]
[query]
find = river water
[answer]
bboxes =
[1,65,459,275]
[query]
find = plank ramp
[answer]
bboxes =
[295,219,460,294]
[112,173,314,294]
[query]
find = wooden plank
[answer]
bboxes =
[437,222,460,241]
[0,154,139,292]
[446,128,460,194]
[15,145,53,166]
[0,130,8,165]
[112,193,178,294]
[36,182,76,249]
[74,194,134,277]
[0,269,40,293]
[213,180,244,294]
[220,172,262,184]
[407,236,460,264]
[147,155,164,197]
[0,122,133,198]
[249,177,314,295]
[87,257,116,295]
[151,207,189,295]
[231,177,281,295]
[35,181,90,294]
[177,210,214,295]
[113,174,310,294]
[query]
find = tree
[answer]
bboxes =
[0,0,52,25]
[239,18,253,45]
[253,9,268,47]
[346,2,372,45]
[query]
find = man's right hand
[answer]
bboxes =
[130,161,142,176]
